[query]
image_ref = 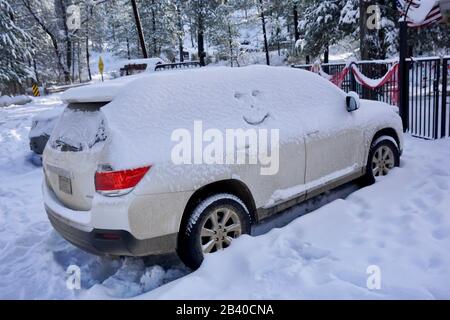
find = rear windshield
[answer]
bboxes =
[50,103,108,152]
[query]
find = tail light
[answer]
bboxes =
[95,165,151,197]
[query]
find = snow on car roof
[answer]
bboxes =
[100,65,347,169]
[61,73,149,103]
[62,58,165,103]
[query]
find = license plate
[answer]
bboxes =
[58,175,72,195]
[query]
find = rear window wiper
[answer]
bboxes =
[53,139,82,152]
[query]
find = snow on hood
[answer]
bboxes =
[100,65,350,169]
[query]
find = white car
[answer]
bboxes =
[42,66,403,269]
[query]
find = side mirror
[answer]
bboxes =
[346,91,360,112]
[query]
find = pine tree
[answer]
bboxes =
[104,0,140,59]
[298,0,344,60]
[139,0,178,59]
[208,0,241,66]
[0,0,33,92]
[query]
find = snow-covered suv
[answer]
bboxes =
[42,66,403,269]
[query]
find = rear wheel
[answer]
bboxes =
[177,194,252,270]
[363,137,400,184]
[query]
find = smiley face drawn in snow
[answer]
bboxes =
[234,90,270,125]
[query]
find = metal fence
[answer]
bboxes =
[292,57,450,140]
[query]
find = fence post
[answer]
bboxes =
[350,63,357,92]
[442,58,449,138]
[398,21,409,132]
[434,59,441,139]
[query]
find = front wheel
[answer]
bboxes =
[177,194,252,270]
[363,138,400,185]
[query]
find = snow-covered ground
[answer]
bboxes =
[0,96,449,299]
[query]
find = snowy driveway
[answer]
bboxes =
[0,97,449,299]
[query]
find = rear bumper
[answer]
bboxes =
[46,205,177,257]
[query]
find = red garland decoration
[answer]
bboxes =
[311,62,400,105]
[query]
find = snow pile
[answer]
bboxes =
[0,95,32,107]
[140,136,450,299]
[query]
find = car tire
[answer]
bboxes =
[177,193,252,270]
[363,137,400,185]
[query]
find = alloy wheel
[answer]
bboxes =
[200,207,242,254]
[372,145,395,177]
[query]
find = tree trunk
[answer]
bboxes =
[176,2,184,62]
[258,0,270,65]
[127,37,131,60]
[131,0,148,58]
[198,12,205,66]
[151,0,157,56]
[77,40,82,83]
[86,34,92,81]
[323,45,329,73]
[293,3,299,42]
[189,17,195,48]
[359,0,370,60]
[228,23,234,67]
[33,57,39,84]
[359,0,381,99]
[58,0,72,83]
[71,42,76,81]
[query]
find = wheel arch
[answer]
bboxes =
[371,127,401,152]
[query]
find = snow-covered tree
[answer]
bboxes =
[184,0,224,65]
[343,0,397,60]
[0,0,33,91]
[139,0,178,59]
[208,0,241,66]
[1,0,448,92]
[298,0,344,60]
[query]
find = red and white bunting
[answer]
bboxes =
[311,62,400,105]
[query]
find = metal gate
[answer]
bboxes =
[407,57,449,139]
